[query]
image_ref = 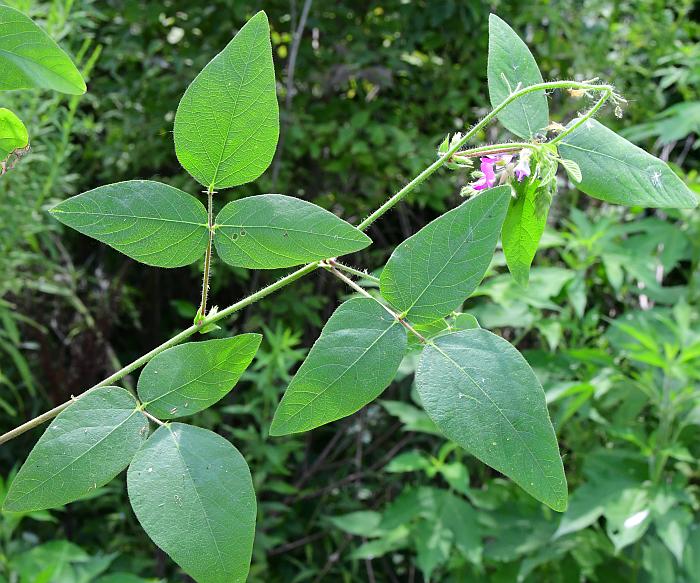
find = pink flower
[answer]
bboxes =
[471,154,512,190]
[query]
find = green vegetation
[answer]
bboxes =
[1,1,699,582]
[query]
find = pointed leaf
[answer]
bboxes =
[138,335,261,419]
[50,180,209,268]
[174,11,279,189]
[0,107,29,175]
[3,387,148,512]
[416,329,567,511]
[559,119,697,208]
[270,298,407,435]
[380,186,510,325]
[127,423,256,583]
[501,179,552,285]
[214,194,371,269]
[0,5,86,94]
[487,14,548,138]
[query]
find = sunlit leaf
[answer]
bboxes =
[174,11,279,189]
[0,4,86,94]
[50,180,209,268]
[214,194,371,269]
[0,108,29,176]
[138,335,261,419]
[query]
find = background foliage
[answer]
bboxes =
[1,0,699,581]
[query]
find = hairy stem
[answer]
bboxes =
[323,260,425,342]
[358,80,613,231]
[0,79,613,445]
[199,186,215,318]
[330,261,380,284]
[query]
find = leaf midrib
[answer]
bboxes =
[429,340,560,505]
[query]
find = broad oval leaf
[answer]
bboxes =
[488,14,548,138]
[0,5,86,95]
[3,387,148,512]
[501,179,552,285]
[214,194,371,269]
[416,329,567,511]
[559,119,698,208]
[270,298,407,435]
[174,11,279,189]
[127,423,256,583]
[138,334,262,419]
[380,185,510,325]
[0,108,29,174]
[50,180,209,268]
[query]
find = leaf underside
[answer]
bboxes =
[214,194,372,269]
[173,11,279,189]
[416,329,568,512]
[270,298,407,435]
[4,387,148,512]
[560,119,697,209]
[127,423,256,583]
[380,185,510,325]
[138,335,262,419]
[50,180,210,268]
[0,4,86,94]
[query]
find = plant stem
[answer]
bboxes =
[0,262,319,445]
[0,79,613,445]
[199,186,215,318]
[330,261,380,284]
[550,86,614,144]
[323,260,425,342]
[358,80,613,231]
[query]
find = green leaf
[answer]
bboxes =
[0,4,86,94]
[50,180,209,268]
[270,298,407,435]
[328,511,383,536]
[559,119,698,208]
[416,329,567,511]
[380,186,510,325]
[3,387,148,512]
[127,423,256,583]
[138,335,261,419]
[214,194,371,269]
[487,14,548,138]
[0,108,29,175]
[173,11,279,189]
[502,179,552,285]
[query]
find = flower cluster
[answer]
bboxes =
[471,149,532,191]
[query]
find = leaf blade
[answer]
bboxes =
[127,423,256,583]
[0,107,29,175]
[380,186,510,325]
[270,298,407,435]
[138,335,261,419]
[416,329,567,511]
[174,11,279,189]
[559,119,698,208]
[0,4,86,94]
[214,194,371,269]
[50,180,209,268]
[3,387,148,512]
[487,14,548,138]
[501,179,552,285]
